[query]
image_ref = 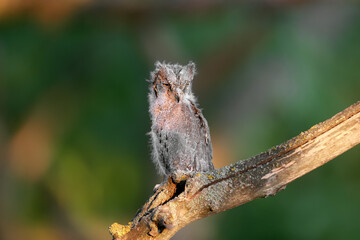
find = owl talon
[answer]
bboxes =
[171,172,192,183]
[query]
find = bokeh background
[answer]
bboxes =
[1,1,360,239]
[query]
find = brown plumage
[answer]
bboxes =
[148,61,214,178]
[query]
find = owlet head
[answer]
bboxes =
[151,61,196,101]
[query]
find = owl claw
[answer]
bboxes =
[171,171,192,183]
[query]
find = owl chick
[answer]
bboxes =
[148,61,214,178]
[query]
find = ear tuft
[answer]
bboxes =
[147,61,165,83]
[186,61,196,78]
[155,61,167,73]
[155,61,163,68]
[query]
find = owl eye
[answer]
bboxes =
[162,83,170,87]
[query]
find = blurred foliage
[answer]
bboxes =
[0,1,360,240]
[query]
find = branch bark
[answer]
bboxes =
[109,101,360,240]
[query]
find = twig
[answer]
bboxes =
[109,101,360,240]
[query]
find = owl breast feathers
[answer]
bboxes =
[148,61,214,178]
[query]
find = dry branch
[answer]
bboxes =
[109,101,360,240]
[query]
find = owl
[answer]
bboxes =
[148,61,214,178]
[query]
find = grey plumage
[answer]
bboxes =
[148,61,214,178]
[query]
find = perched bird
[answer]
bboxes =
[148,61,214,178]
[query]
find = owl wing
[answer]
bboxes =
[188,101,214,171]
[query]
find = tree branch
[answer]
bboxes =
[109,101,360,240]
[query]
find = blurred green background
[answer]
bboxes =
[0,1,360,240]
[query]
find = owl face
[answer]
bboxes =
[152,62,196,101]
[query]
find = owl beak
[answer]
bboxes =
[175,93,180,102]
[175,89,182,102]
